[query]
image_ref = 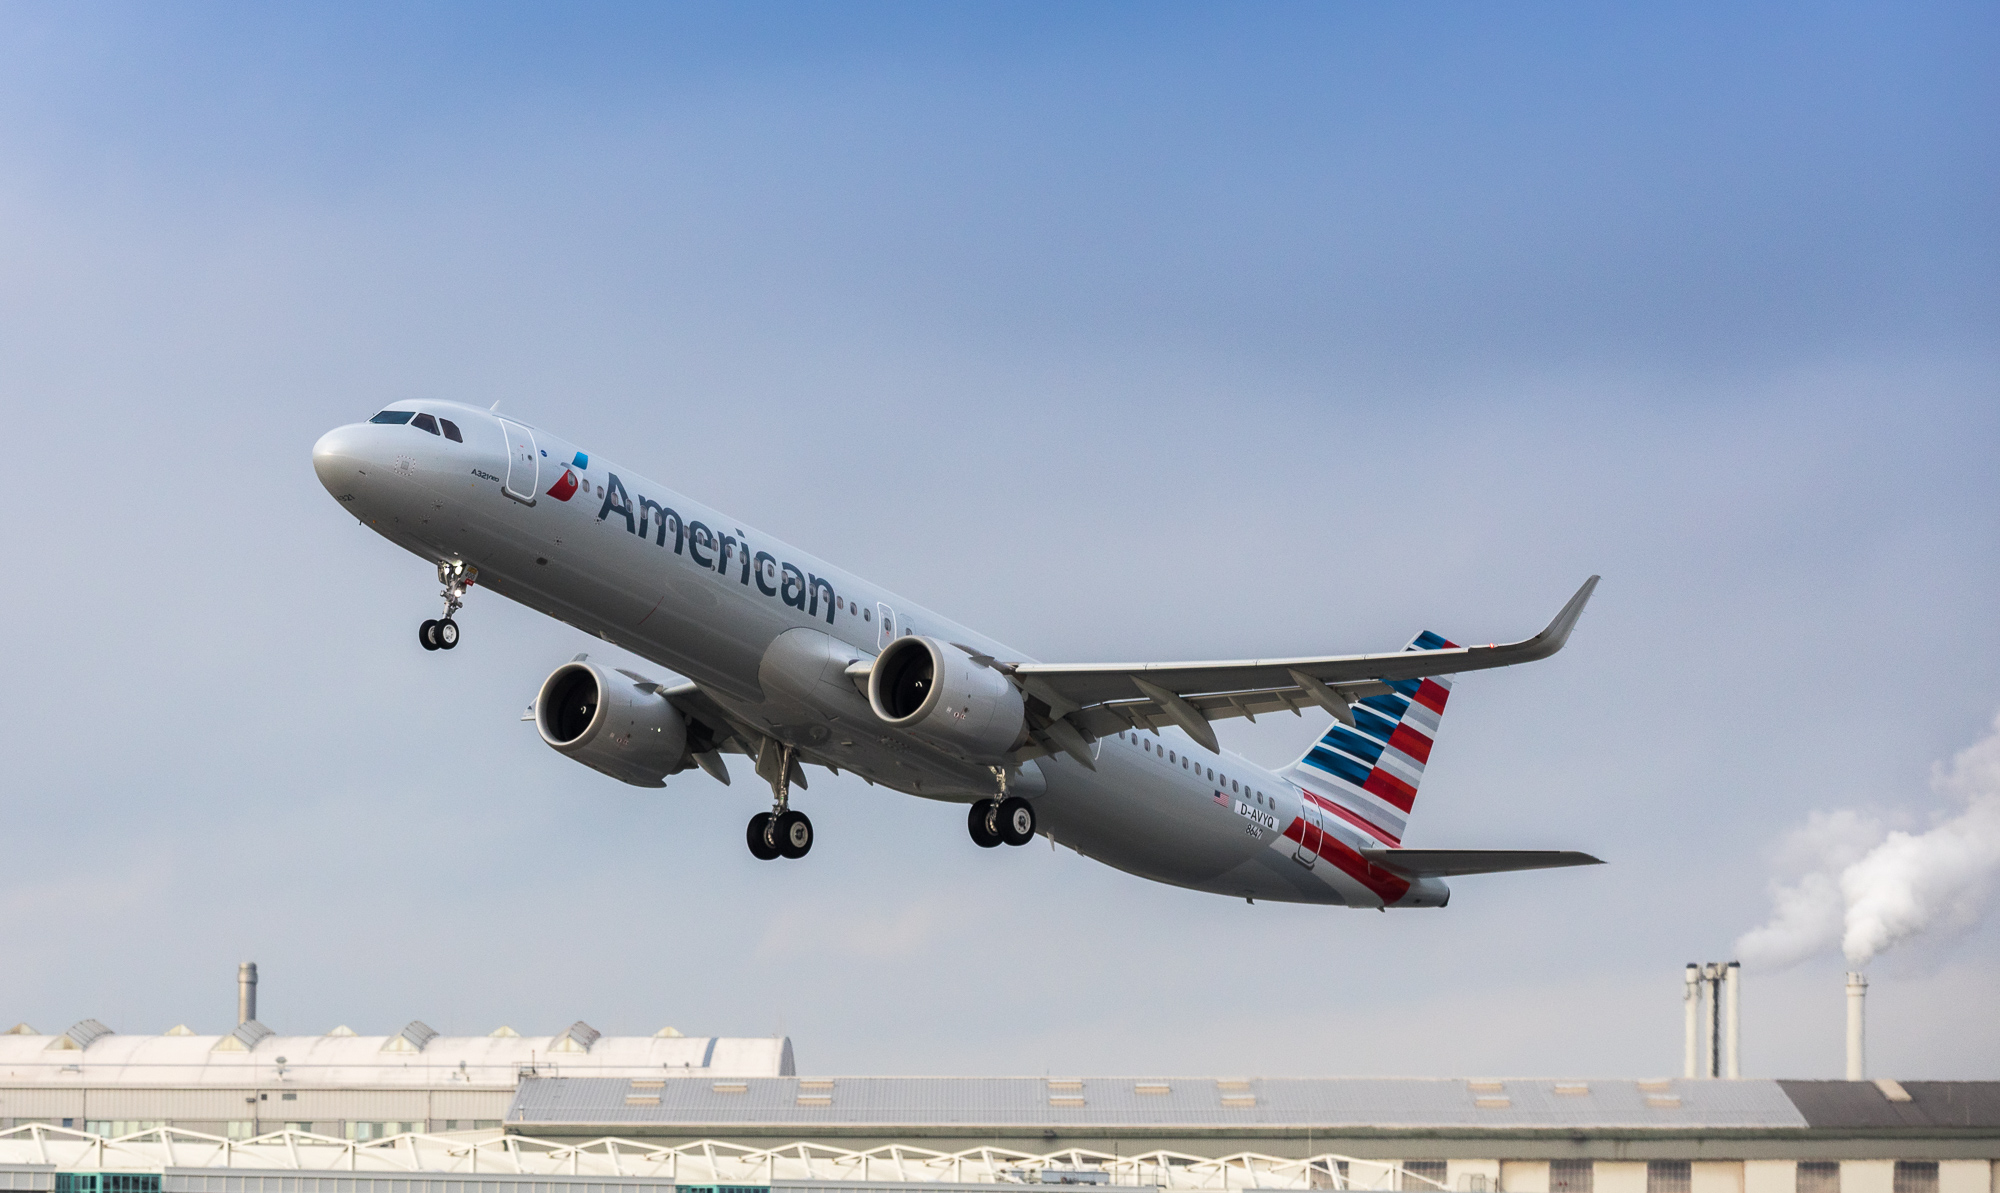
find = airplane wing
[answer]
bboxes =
[1359,849,1605,878]
[992,577,1598,764]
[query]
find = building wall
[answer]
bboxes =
[0,1087,514,1134]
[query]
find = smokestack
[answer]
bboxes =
[238,962,258,1026]
[1703,962,1724,1077]
[1845,971,1867,1080]
[1683,964,1700,1078]
[1723,961,1741,1079]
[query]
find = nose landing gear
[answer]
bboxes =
[420,562,477,651]
[746,742,814,861]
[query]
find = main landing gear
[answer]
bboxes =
[747,743,813,861]
[420,562,477,652]
[969,767,1036,848]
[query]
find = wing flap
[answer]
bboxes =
[1359,849,1605,878]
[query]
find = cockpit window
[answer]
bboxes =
[439,418,462,442]
[411,413,441,435]
[370,410,415,425]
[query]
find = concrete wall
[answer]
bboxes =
[1500,1161,1549,1193]
[1744,1159,1794,1193]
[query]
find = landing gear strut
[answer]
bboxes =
[421,562,477,651]
[969,767,1036,848]
[747,742,813,861]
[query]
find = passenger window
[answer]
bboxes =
[439,419,462,442]
[370,410,415,424]
[411,413,441,435]
[1207,768,1213,780]
[1183,758,1189,769]
[863,609,871,621]
[1168,751,1175,763]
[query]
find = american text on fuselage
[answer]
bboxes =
[311,399,1603,906]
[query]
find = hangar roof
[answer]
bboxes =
[508,1075,1815,1130]
[0,1023,793,1086]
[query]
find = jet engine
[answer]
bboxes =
[534,661,689,787]
[868,636,1026,763]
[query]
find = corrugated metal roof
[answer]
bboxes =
[0,1034,792,1087]
[1778,1081,2000,1129]
[507,1076,1809,1130]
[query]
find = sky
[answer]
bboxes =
[0,2,1995,1081]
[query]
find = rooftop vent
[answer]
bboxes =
[164,1025,194,1037]
[5,1024,40,1036]
[549,1021,601,1053]
[1135,1083,1171,1095]
[213,1020,273,1052]
[655,1026,684,1038]
[490,1026,520,1038]
[326,1025,357,1037]
[382,1021,440,1053]
[46,1020,113,1051]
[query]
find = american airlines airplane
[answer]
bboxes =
[312,401,1602,907]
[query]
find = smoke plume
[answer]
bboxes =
[1736,711,2000,968]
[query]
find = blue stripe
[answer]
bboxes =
[1321,725,1385,764]
[1361,693,1411,720]
[1353,707,1400,741]
[1305,746,1372,787]
[1412,630,1452,651]
[1385,677,1421,697]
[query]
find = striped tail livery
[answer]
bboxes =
[1280,630,1457,847]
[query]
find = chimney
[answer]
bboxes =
[1683,964,1701,1078]
[1723,961,1741,1079]
[1703,962,1723,1077]
[238,962,258,1026]
[1845,972,1867,1080]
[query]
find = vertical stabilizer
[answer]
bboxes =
[1280,631,1457,845]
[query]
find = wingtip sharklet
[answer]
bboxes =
[1496,574,1599,662]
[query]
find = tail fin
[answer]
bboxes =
[1281,630,1458,846]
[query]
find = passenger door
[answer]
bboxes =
[1292,795,1323,869]
[499,419,538,505]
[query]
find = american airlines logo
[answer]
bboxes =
[594,473,839,625]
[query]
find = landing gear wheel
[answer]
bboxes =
[998,796,1036,846]
[436,617,459,649]
[419,619,440,650]
[775,810,814,859]
[746,813,780,861]
[968,800,1002,848]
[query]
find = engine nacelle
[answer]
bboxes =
[535,661,689,787]
[868,636,1026,764]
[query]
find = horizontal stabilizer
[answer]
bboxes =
[1359,849,1604,878]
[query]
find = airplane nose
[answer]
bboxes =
[312,424,372,495]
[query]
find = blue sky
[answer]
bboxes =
[0,2,1995,1079]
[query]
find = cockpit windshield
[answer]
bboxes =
[439,418,462,442]
[369,410,415,424]
[411,413,441,435]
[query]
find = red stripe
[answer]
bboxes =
[1305,791,1402,847]
[1413,679,1451,715]
[1387,723,1434,765]
[1364,767,1417,813]
[1322,836,1413,904]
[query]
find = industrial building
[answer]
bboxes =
[1,966,1994,1193]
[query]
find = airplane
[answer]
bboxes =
[312,400,1603,907]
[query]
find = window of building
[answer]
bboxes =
[439,418,462,442]
[1550,1160,1594,1193]
[345,1121,419,1141]
[1648,1161,1691,1193]
[224,1121,255,1140]
[369,410,414,424]
[284,1121,314,1134]
[56,1177,161,1193]
[1797,1162,1840,1193]
[411,413,441,435]
[1401,1161,1448,1191]
[83,1121,165,1137]
[281,1092,297,1101]
[1893,1162,1938,1193]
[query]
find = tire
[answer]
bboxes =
[419,619,440,650]
[998,796,1036,846]
[967,800,1002,848]
[436,618,460,649]
[746,813,780,860]
[775,810,813,859]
